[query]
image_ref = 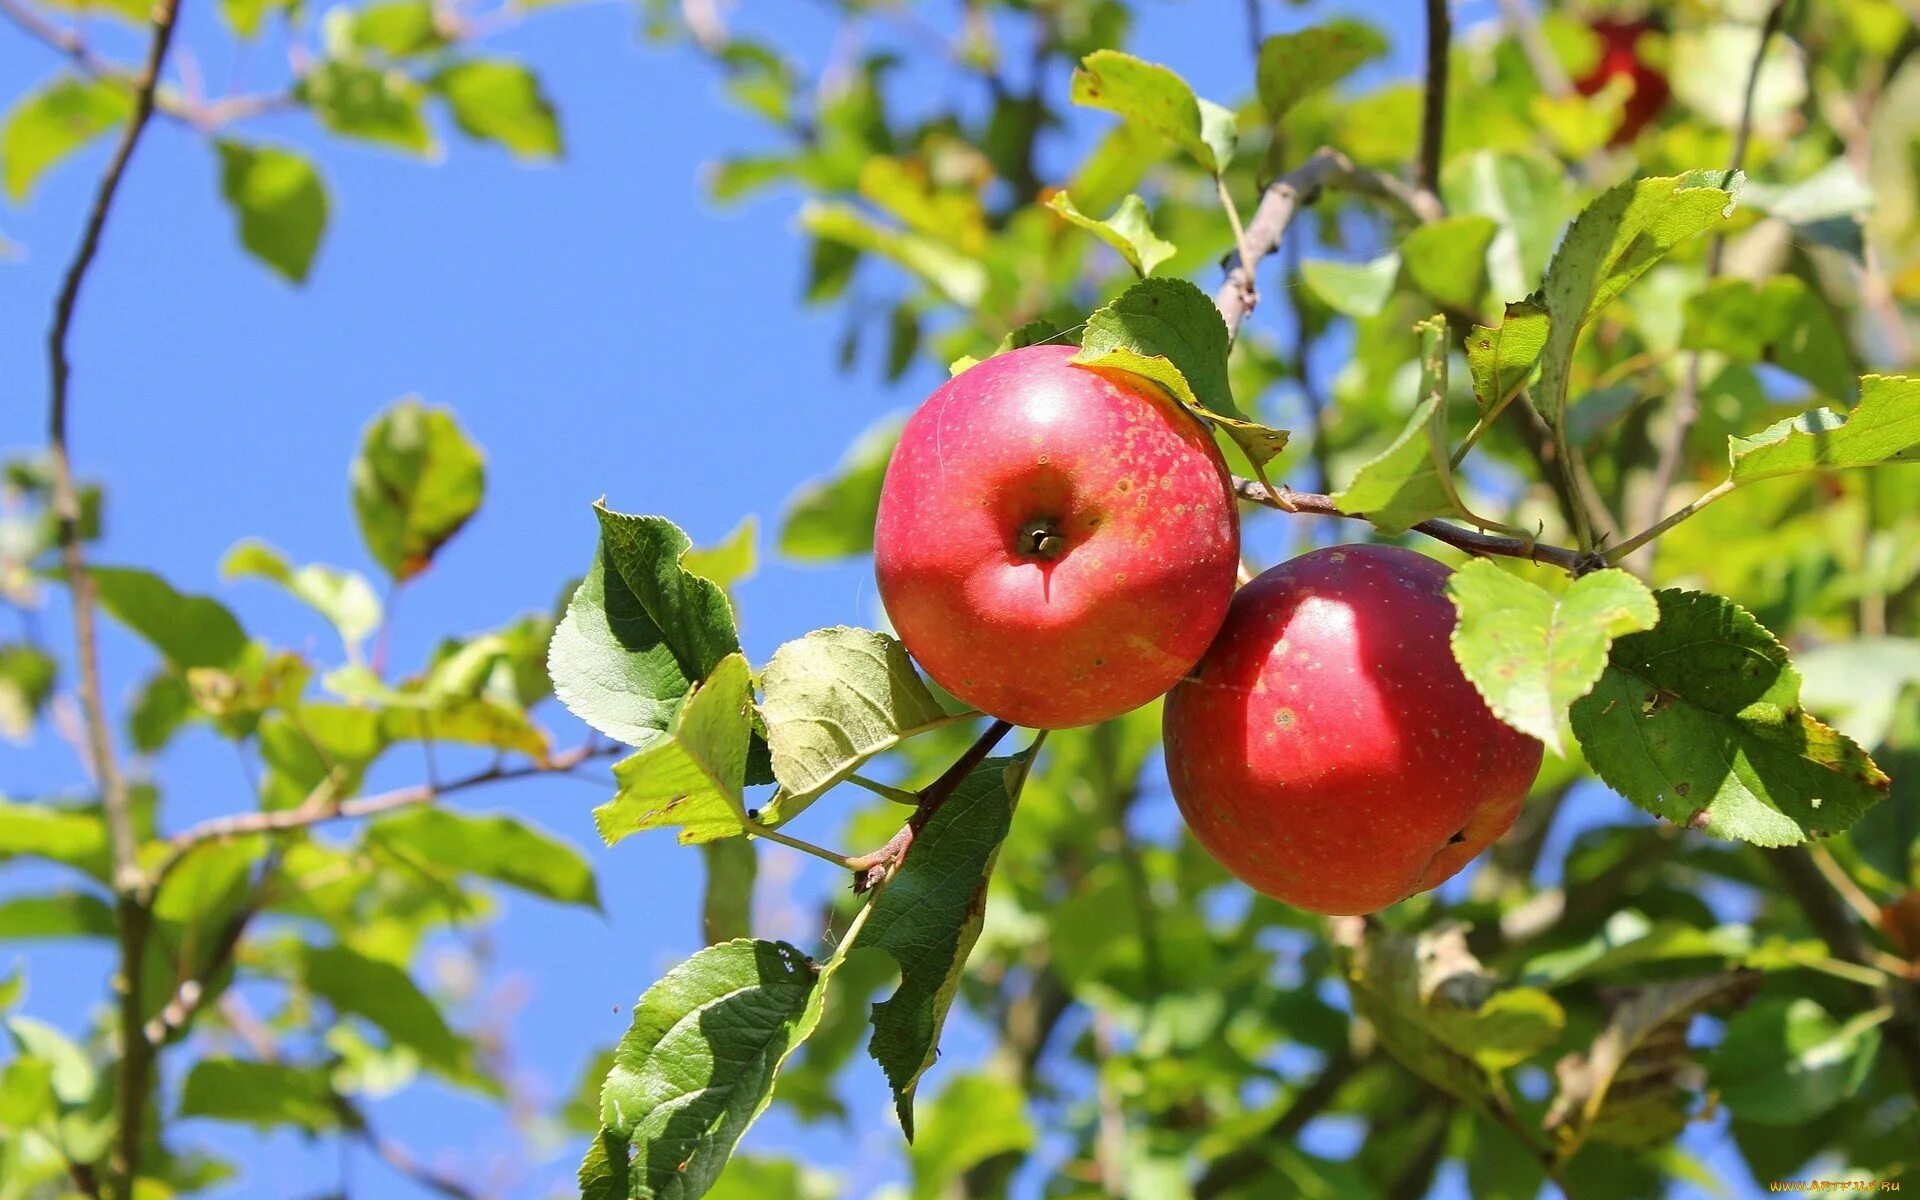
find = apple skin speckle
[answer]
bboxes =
[1162,544,1543,915]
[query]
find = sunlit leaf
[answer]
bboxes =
[1070,50,1235,174]
[350,398,485,582]
[758,627,960,825]
[1045,191,1175,276]
[1448,562,1658,756]
[435,59,562,160]
[1728,374,1920,484]
[1256,19,1387,124]
[216,141,328,283]
[595,653,752,846]
[2,75,130,203]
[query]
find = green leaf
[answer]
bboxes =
[300,945,470,1078]
[1336,919,1567,1104]
[179,1059,342,1131]
[1255,19,1388,124]
[1569,590,1889,846]
[1465,303,1549,412]
[865,754,1028,1137]
[1526,171,1741,426]
[221,538,379,655]
[909,1073,1035,1200]
[1727,374,1920,485]
[350,398,485,581]
[298,61,435,155]
[1300,254,1400,319]
[215,141,328,283]
[1711,997,1885,1126]
[592,939,829,1199]
[778,418,899,562]
[549,544,697,750]
[681,516,758,594]
[434,60,562,161]
[0,893,115,940]
[1045,191,1175,277]
[342,0,443,56]
[1071,50,1235,174]
[367,808,598,908]
[1517,909,1760,990]
[153,836,260,924]
[592,505,744,685]
[595,653,752,846]
[800,203,985,306]
[1073,276,1235,419]
[0,799,109,879]
[701,839,757,945]
[1448,562,1659,756]
[1682,277,1855,401]
[758,627,960,825]
[91,566,248,671]
[2,75,130,202]
[1546,973,1760,1156]
[1401,215,1498,315]
[0,643,56,741]
[1333,315,1468,534]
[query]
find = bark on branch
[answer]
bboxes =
[1232,477,1590,572]
[1215,148,1442,338]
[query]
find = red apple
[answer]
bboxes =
[873,344,1239,729]
[1163,544,1542,915]
[1575,17,1670,145]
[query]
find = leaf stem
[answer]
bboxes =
[743,821,859,870]
[1216,174,1259,322]
[846,773,920,806]
[1604,479,1735,564]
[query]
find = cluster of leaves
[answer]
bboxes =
[1,401,604,1195]
[3,0,563,281]
[8,0,1920,1198]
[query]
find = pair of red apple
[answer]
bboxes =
[872,346,1542,915]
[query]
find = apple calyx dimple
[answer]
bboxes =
[1015,517,1067,561]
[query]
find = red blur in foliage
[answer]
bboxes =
[1575,17,1671,145]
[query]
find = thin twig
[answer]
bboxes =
[41,0,186,1189]
[0,0,290,130]
[1216,148,1442,338]
[1635,0,1789,568]
[160,741,619,869]
[1232,477,1588,571]
[1417,0,1451,195]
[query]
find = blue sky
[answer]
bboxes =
[1,1,1765,1196]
